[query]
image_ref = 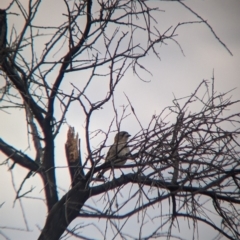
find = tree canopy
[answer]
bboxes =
[0,1,240,240]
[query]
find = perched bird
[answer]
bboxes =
[97,131,131,178]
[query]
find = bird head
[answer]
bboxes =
[114,131,131,143]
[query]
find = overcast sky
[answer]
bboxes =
[0,0,240,239]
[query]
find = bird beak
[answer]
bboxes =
[127,134,131,137]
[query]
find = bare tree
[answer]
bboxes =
[0,1,239,240]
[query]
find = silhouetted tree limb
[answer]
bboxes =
[0,138,38,171]
[0,1,239,240]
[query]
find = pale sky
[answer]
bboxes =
[0,0,240,239]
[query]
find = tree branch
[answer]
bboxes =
[0,138,39,171]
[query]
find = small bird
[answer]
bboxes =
[97,131,131,178]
